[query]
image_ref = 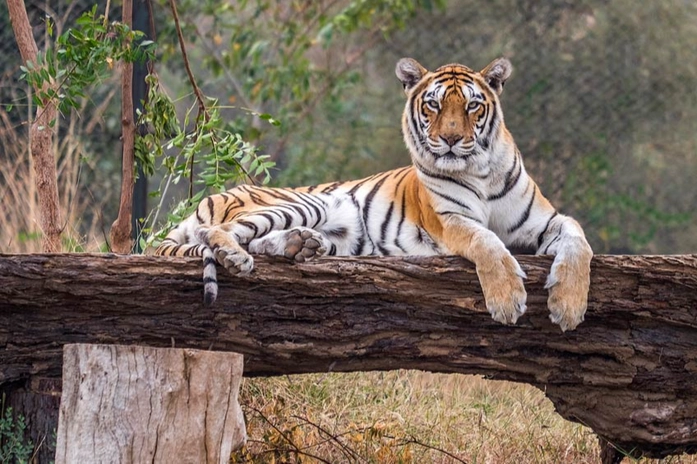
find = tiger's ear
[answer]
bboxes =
[396,58,428,93]
[480,58,512,95]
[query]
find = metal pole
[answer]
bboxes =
[131,0,151,252]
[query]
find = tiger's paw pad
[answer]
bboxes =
[214,247,254,276]
[283,228,326,263]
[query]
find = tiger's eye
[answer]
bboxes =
[425,99,440,111]
[467,101,481,111]
[467,102,482,111]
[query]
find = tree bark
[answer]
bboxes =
[0,253,696,459]
[55,344,245,464]
[109,0,136,254]
[6,0,62,252]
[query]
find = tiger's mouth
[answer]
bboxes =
[435,150,473,160]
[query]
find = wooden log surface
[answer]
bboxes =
[55,344,245,464]
[1,253,696,459]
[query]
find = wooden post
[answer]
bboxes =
[54,344,246,464]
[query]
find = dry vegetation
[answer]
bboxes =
[0,82,117,253]
[232,372,697,463]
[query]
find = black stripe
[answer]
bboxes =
[237,220,259,236]
[223,202,240,222]
[348,172,381,196]
[378,201,395,253]
[543,234,561,254]
[264,188,295,202]
[203,256,216,267]
[321,182,341,193]
[358,172,393,254]
[329,243,337,256]
[436,210,483,224]
[280,209,293,228]
[203,276,217,284]
[427,187,472,211]
[288,203,309,226]
[508,185,537,234]
[291,191,326,228]
[537,212,558,249]
[207,196,215,221]
[393,186,408,253]
[247,190,272,206]
[418,168,481,200]
[488,151,522,201]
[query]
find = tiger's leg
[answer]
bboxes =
[536,213,593,331]
[441,214,528,325]
[194,224,254,276]
[198,201,333,272]
[248,227,328,262]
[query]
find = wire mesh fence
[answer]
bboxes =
[1,0,695,254]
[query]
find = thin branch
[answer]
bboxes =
[289,414,365,463]
[167,0,209,199]
[396,435,469,464]
[246,406,334,464]
[167,0,207,122]
[191,24,259,117]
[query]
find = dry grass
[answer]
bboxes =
[0,83,116,253]
[235,371,697,464]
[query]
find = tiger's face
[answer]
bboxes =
[396,58,512,173]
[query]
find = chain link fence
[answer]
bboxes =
[1,0,695,254]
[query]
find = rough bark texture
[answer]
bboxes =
[2,377,61,463]
[6,0,62,252]
[0,253,696,460]
[109,0,135,254]
[55,344,245,464]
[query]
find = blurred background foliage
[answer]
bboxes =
[1,0,696,254]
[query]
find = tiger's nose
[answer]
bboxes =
[440,134,463,147]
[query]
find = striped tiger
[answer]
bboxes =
[156,57,593,331]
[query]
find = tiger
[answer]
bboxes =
[155,57,593,331]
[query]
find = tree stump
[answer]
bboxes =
[54,344,246,464]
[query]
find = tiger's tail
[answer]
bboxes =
[201,246,218,306]
[155,238,219,306]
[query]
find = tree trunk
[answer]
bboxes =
[1,377,61,463]
[55,344,245,464]
[109,0,136,254]
[6,0,62,252]
[0,253,696,459]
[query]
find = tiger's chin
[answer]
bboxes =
[425,149,486,174]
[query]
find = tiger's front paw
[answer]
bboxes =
[546,249,592,331]
[214,246,254,276]
[478,255,527,325]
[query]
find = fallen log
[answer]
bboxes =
[0,253,696,460]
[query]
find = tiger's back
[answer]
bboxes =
[157,165,445,260]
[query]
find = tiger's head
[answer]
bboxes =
[396,57,512,174]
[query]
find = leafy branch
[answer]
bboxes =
[19,6,155,120]
[136,0,276,251]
